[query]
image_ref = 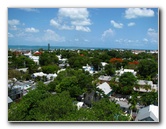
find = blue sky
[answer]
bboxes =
[8,8,158,50]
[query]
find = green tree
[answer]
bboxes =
[41,65,59,74]
[8,83,51,121]
[137,59,158,79]
[140,92,158,106]
[92,98,130,121]
[128,93,139,117]
[8,69,22,80]
[33,91,76,121]
[90,57,102,71]
[39,52,58,66]
[104,63,115,76]
[119,72,137,95]
[50,68,93,97]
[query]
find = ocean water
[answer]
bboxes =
[8,45,111,51]
[8,45,154,51]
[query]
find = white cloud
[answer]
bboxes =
[24,29,65,43]
[50,19,60,28]
[125,8,155,19]
[50,8,91,32]
[42,29,65,42]
[8,19,21,30]
[143,38,148,42]
[110,20,123,28]
[25,27,39,33]
[115,39,123,43]
[8,33,14,38]
[15,31,27,37]
[128,22,136,27]
[147,28,158,42]
[19,8,39,13]
[102,28,114,40]
[71,19,91,26]
[8,19,20,26]
[9,25,18,30]
[115,39,140,44]
[58,8,89,21]
[76,26,91,32]
[61,25,74,30]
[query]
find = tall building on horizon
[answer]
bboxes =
[48,43,50,51]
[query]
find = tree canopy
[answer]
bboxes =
[137,59,158,79]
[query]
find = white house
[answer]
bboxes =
[32,72,47,77]
[76,102,84,110]
[82,64,94,74]
[29,56,39,65]
[98,75,112,84]
[32,72,57,80]
[116,67,137,76]
[134,80,158,92]
[16,68,28,72]
[101,62,108,67]
[97,82,112,95]
[24,51,32,57]
[135,105,159,122]
[46,73,57,80]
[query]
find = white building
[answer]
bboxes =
[76,102,84,110]
[116,67,137,76]
[32,72,57,80]
[32,72,47,77]
[29,56,39,65]
[82,64,94,74]
[24,51,32,57]
[134,80,158,92]
[135,105,159,122]
[101,62,108,67]
[97,82,112,95]
[46,73,57,80]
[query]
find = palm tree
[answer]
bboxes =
[128,93,138,119]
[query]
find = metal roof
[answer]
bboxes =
[135,105,159,121]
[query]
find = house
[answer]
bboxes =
[32,72,47,78]
[116,100,131,114]
[59,63,69,69]
[97,82,112,96]
[8,85,24,101]
[46,73,57,80]
[24,51,32,57]
[57,69,66,74]
[135,105,159,122]
[29,56,39,65]
[101,62,108,70]
[98,75,112,84]
[8,96,13,108]
[76,102,84,110]
[116,67,137,76]
[33,51,42,56]
[134,80,158,92]
[16,68,28,73]
[82,64,94,74]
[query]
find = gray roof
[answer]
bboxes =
[135,105,159,122]
[116,101,131,109]
[98,76,112,81]
[8,96,13,104]
[137,80,153,86]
